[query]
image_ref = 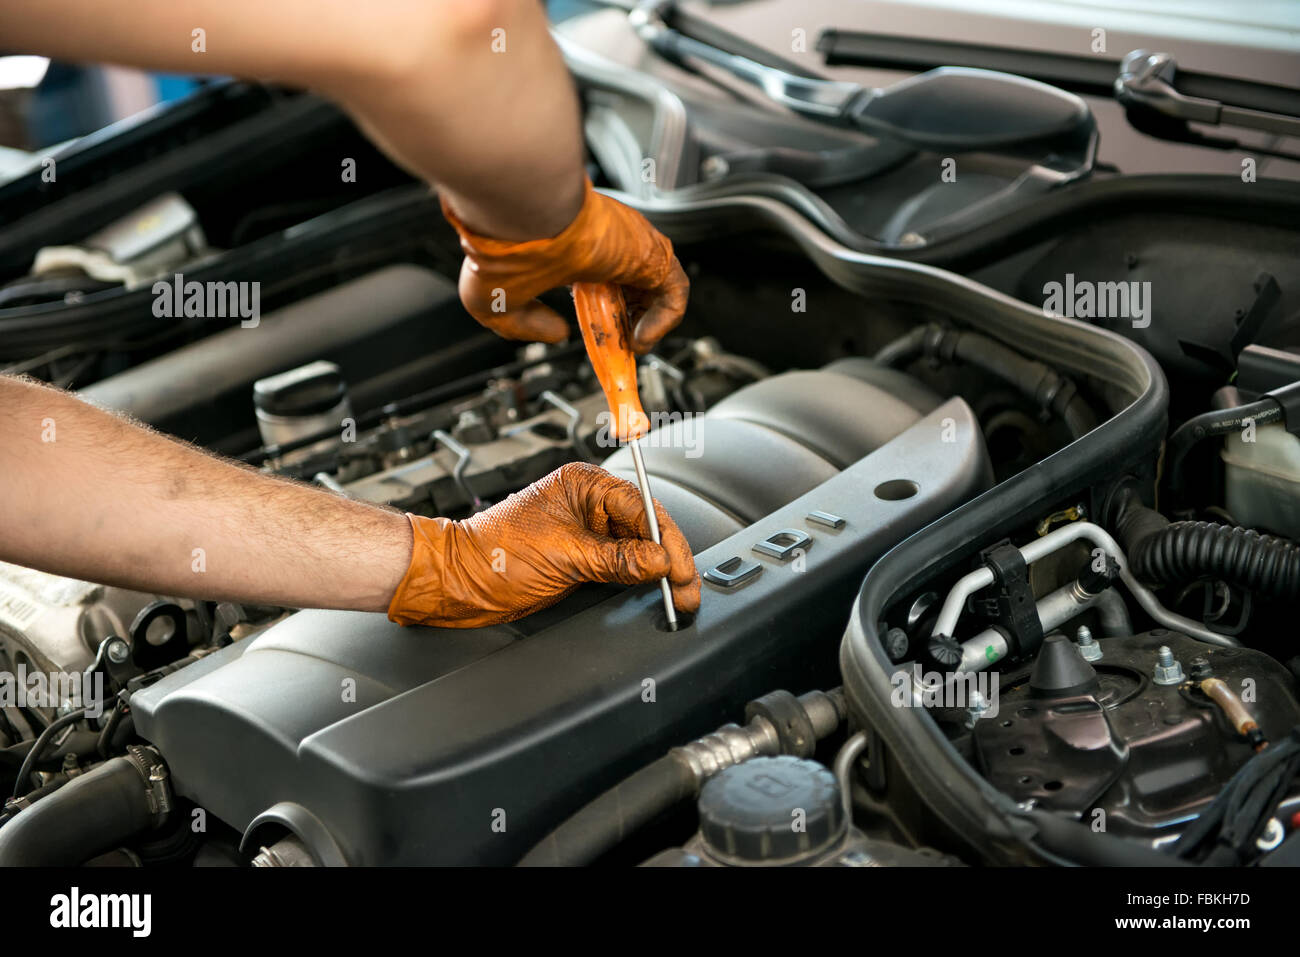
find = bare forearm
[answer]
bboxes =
[5,0,585,238]
[0,376,410,612]
[325,0,587,239]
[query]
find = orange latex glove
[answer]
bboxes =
[387,463,700,628]
[441,177,689,354]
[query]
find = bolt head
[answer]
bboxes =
[107,639,130,664]
[1152,647,1184,686]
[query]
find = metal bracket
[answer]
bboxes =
[539,390,594,462]
[431,429,485,512]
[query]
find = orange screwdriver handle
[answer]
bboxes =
[572,282,649,442]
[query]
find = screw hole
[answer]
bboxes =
[874,479,919,501]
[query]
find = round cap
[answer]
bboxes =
[254,361,347,417]
[698,756,845,863]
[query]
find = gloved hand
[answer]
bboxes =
[442,177,689,355]
[388,463,700,628]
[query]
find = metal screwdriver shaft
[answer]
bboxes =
[572,281,678,630]
[628,439,677,630]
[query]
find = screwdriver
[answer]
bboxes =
[572,281,678,631]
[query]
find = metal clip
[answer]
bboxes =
[431,429,485,512]
[540,390,595,462]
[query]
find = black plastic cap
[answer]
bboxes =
[1029,633,1099,697]
[253,362,347,417]
[927,634,963,669]
[1077,556,1120,596]
[698,756,845,863]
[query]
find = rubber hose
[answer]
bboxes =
[11,708,85,799]
[1114,488,1300,599]
[1135,522,1300,600]
[518,754,698,867]
[1027,810,1191,867]
[1165,398,1282,499]
[945,330,1097,439]
[1093,587,1133,637]
[0,755,157,866]
[0,777,67,828]
[876,324,1097,439]
[872,326,929,367]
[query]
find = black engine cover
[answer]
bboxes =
[132,399,989,864]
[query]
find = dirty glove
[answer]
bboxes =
[441,177,689,354]
[387,462,701,628]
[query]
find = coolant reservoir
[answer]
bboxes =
[1222,420,1300,539]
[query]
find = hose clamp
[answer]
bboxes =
[123,745,173,829]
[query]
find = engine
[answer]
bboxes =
[2,8,1299,872]
[121,336,990,865]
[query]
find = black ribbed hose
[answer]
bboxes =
[0,751,162,866]
[1113,488,1300,599]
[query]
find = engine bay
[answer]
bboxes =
[1,1,1300,875]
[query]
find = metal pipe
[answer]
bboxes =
[833,731,869,821]
[931,521,1237,648]
[955,579,1104,672]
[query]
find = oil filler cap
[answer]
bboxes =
[698,756,844,863]
[254,361,348,417]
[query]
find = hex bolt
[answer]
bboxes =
[106,638,130,665]
[1075,625,1102,662]
[1152,645,1185,685]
